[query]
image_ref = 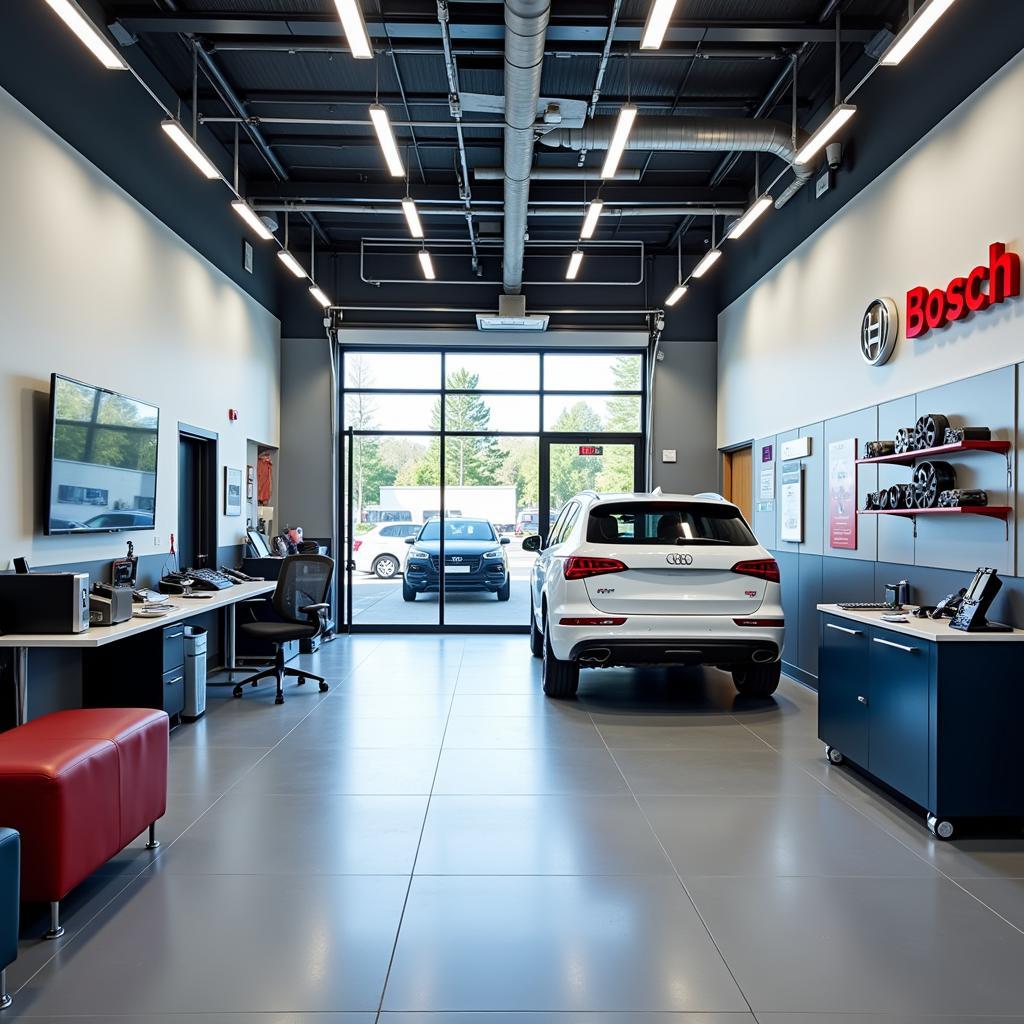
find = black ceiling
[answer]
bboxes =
[98,0,911,260]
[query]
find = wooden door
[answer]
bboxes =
[722,446,752,522]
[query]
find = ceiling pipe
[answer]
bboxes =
[502,0,550,295]
[538,114,814,202]
[251,203,744,217]
[474,167,641,180]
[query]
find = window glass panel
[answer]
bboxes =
[586,501,758,546]
[444,394,539,433]
[344,351,441,390]
[543,353,642,392]
[543,395,641,432]
[444,353,540,391]
[345,393,438,432]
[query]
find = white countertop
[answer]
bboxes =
[818,604,1024,642]
[0,581,276,649]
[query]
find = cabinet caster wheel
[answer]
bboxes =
[825,745,845,765]
[232,686,243,699]
[319,681,329,693]
[275,694,285,705]
[927,814,955,840]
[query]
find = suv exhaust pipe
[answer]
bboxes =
[579,648,611,665]
[751,649,776,664]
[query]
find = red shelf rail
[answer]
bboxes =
[856,439,1011,467]
[858,506,1011,521]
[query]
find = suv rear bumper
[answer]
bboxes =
[568,637,780,668]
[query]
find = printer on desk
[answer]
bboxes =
[0,572,90,634]
[89,582,133,626]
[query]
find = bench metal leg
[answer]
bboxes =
[44,901,63,940]
[13,647,28,726]
[146,823,160,850]
[0,967,11,1009]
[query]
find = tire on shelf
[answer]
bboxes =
[913,460,957,509]
[916,413,950,450]
[894,427,915,454]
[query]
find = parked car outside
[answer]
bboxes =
[353,522,420,578]
[403,517,511,601]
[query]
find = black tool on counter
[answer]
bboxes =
[949,568,1010,633]
[929,588,967,619]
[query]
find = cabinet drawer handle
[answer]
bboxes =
[873,637,918,654]
[826,623,862,636]
[166,676,184,686]
[857,695,868,704]
[166,631,184,641]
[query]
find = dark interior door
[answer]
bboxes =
[178,436,198,568]
[178,428,218,570]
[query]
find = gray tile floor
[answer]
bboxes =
[8,635,1024,1022]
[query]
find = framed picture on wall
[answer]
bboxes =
[224,467,243,517]
[828,438,858,549]
[246,465,255,501]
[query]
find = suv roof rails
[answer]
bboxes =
[694,491,727,502]
[578,490,600,500]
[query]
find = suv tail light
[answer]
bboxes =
[731,559,780,584]
[564,556,628,581]
[734,617,785,627]
[560,617,627,626]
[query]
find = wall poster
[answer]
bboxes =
[758,461,776,503]
[780,466,803,543]
[828,437,858,550]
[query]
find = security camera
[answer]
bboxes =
[826,142,843,171]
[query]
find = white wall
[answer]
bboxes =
[717,51,1024,448]
[0,86,281,568]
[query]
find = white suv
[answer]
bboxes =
[524,490,785,699]
[353,522,420,578]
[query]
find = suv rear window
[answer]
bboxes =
[586,501,757,546]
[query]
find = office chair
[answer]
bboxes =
[233,554,334,705]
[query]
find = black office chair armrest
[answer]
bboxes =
[299,602,331,629]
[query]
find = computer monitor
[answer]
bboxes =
[246,528,272,557]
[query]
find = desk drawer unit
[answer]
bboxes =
[818,616,870,767]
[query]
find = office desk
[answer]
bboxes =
[0,581,275,726]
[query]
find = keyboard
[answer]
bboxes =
[837,602,894,611]
[187,568,235,591]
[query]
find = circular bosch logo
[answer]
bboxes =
[665,553,693,566]
[860,297,899,366]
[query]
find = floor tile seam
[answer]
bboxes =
[586,706,757,1019]
[14,659,357,997]
[736,718,1024,919]
[374,644,466,1024]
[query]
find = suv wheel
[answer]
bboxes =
[543,628,579,699]
[529,598,543,658]
[402,579,417,602]
[496,577,511,601]
[732,662,781,697]
[373,555,399,579]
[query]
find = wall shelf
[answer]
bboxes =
[856,439,1011,467]
[858,506,1011,521]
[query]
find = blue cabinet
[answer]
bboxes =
[818,609,1024,836]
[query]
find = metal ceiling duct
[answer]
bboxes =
[538,116,814,209]
[502,0,550,294]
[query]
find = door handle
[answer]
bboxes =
[872,637,918,654]
[826,623,862,636]
[857,695,868,705]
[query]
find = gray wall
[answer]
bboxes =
[651,341,718,495]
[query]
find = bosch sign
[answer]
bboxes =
[906,242,1020,339]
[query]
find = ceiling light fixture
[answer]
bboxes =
[580,199,603,240]
[309,284,332,308]
[418,250,436,280]
[160,119,219,180]
[640,0,678,50]
[600,104,637,180]
[880,0,958,65]
[691,248,721,279]
[566,248,584,281]
[664,284,687,306]
[727,194,773,240]
[665,237,686,306]
[231,200,274,240]
[43,0,128,70]
[402,197,424,239]
[369,104,404,177]
[333,0,374,59]
[277,250,306,278]
[794,103,856,164]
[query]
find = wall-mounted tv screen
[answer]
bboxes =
[45,374,159,535]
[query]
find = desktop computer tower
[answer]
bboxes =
[0,572,90,634]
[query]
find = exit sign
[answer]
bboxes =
[578,445,604,456]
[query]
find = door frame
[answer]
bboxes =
[177,422,219,570]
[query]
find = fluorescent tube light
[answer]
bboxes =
[418,250,436,280]
[369,104,404,177]
[402,197,424,238]
[640,0,678,50]
[160,119,219,180]
[333,0,374,59]
[727,195,773,240]
[566,250,584,280]
[691,248,721,279]
[580,199,603,240]
[309,285,332,307]
[43,0,127,70]
[794,104,856,165]
[231,200,274,240]
[600,105,637,180]
[664,284,687,306]
[277,250,306,278]
[880,0,957,65]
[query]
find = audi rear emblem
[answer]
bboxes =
[860,296,899,366]
[665,553,693,566]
